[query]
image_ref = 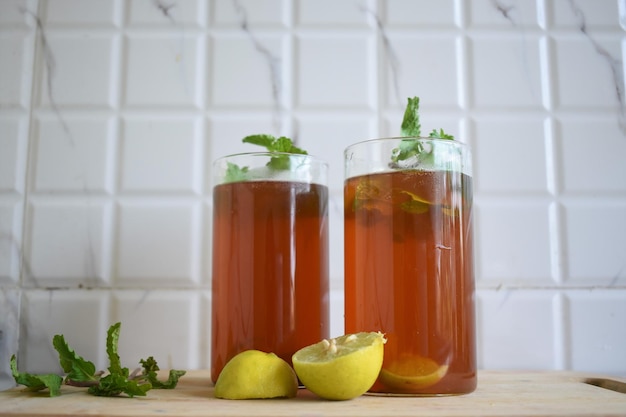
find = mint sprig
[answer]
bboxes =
[223,134,308,182]
[52,334,98,386]
[391,96,454,168]
[10,355,63,396]
[10,322,186,397]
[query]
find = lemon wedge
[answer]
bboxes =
[292,332,386,400]
[379,355,448,390]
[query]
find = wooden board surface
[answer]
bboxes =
[0,370,625,417]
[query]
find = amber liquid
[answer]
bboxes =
[344,170,476,395]
[211,180,329,383]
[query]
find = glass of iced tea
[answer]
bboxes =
[210,152,330,383]
[344,137,476,395]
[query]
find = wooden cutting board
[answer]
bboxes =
[0,370,624,416]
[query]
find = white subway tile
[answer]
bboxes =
[329,288,344,338]
[199,291,211,369]
[296,0,373,27]
[115,202,201,285]
[19,290,110,373]
[555,116,626,194]
[208,113,285,168]
[562,201,626,284]
[0,32,34,108]
[210,33,288,109]
[383,34,461,109]
[120,116,201,194]
[546,0,621,29]
[0,202,22,283]
[477,290,559,370]
[565,290,626,375]
[32,116,114,193]
[550,35,622,109]
[44,0,118,27]
[112,290,201,369]
[24,200,112,286]
[0,0,35,28]
[472,116,549,194]
[467,0,541,28]
[328,192,343,287]
[295,34,375,109]
[384,0,457,28]
[123,34,203,107]
[212,0,288,28]
[468,34,544,109]
[37,33,118,108]
[0,116,27,194]
[475,201,554,283]
[126,0,204,27]
[0,289,20,390]
[295,114,375,193]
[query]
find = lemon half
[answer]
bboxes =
[214,350,298,399]
[292,332,386,400]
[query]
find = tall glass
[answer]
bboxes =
[344,137,476,395]
[211,152,330,383]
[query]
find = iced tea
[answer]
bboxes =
[211,154,329,383]
[344,138,476,395]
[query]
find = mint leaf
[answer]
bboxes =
[241,133,275,149]
[242,134,307,155]
[8,322,186,398]
[428,128,454,140]
[400,96,421,137]
[225,134,309,180]
[391,96,455,167]
[87,323,153,397]
[10,355,63,397]
[88,373,151,398]
[106,322,128,377]
[224,161,249,183]
[139,356,186,389]
[52,334,98,384]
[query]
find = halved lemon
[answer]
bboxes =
[379,355,448,390]
[214,350,298,400]
[292,332,386,400]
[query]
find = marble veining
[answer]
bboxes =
[567,0,626,132]
[232,0,284,131]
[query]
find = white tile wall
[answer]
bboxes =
[1,0,626,391]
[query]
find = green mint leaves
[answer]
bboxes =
[53,334,99,385]
[10,355,63,397]
[400,96,422,137]
[140,356,187,389]
[223,134,308,182]
[10,322,186,398]
[243,134,307,171]
[391,96,454,168]
[225,161,249,183]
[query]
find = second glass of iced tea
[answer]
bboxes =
[211,152,329,383]
[344,137,476,395]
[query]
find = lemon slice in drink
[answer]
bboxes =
[214,350,298,399]
[379,355,448,390]
[292,332,386,400]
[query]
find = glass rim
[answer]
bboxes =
[213,151,328,167]
[344,136,471,154]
